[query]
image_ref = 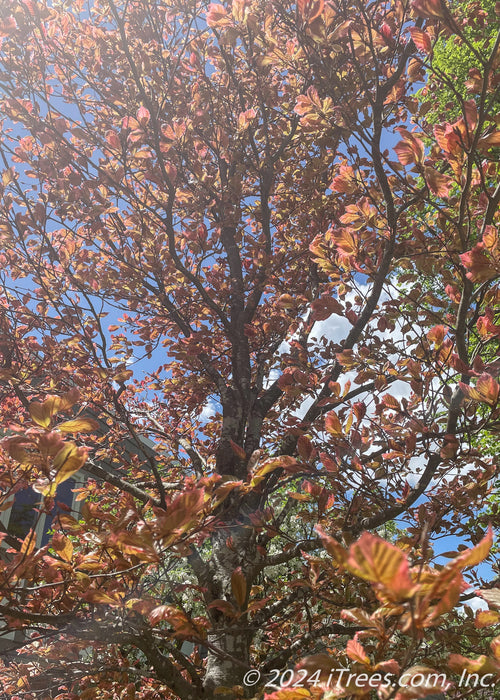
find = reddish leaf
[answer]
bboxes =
[206,3,232,26]
[229,440,246,460]
[231,567,247,608]
[412,0,446,19]
[460,375,500,406]
[57,418,99,434]
[297,435,314,460]
[449,527,493,568]
[346,638,370,664]
[137,106,150,126]
[324,410,343,437]
[476,610,500,628]
[51,532,73,562]
[409,27,432,52]
[53,443,87,484]
[424,166,452,196]
[297,0,324,22]
[310,295,343,321]
[345,532,416,601]
[394,128,424,165]
[478,589,500,610]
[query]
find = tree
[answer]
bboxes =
[417,0,500,123]
[0,0,499,698]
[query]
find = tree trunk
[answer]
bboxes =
[204,628,251,696]
[203,519,255,697]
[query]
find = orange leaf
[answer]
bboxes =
[53,443,87,484]
[29,390,81,428]
[460,375,500,406]
[229,440,246,460]
[297,0,324,22]
[109,531,159,563]
[476,610,500,628]
[83,589,122,605]
[448,652,500,677]
[20,529,36,557]
[409,27,432,52]
[57,418,99,434]
[449,527,493,569]
[264,690,311,700]
[137,106,150,126]
[491,636,500,661]
[425,570,463,621]
[252,456,301,483]
[394,129,424,165]
[156,489,205,538]
[427,325,445,346]
[231,567,247,608]
[479,130,500,149]
[346,638,370,664]
[424,166,452,197]
[324,411,343,437]
[149,604,175,625]
[346,532,416,600]
[460,241,500,282]
[382,394,401,410]
[237,108,257,131]
[114,368,133,383]
[315,524,347,565]
[206,3,232,27]
[412,0,446,19]
[51,532,73,562]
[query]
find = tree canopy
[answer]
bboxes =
[0,0,499,698]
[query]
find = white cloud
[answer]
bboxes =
[462,594,488,612]
[199,397,218,423]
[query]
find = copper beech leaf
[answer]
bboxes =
[476,610,500,628]
[51,532,73,562]
[20,529,36,557]
[155,489,206,540]
[29,390,81,428]
[83,590,122,606]
[53,443,87,484]
[478,588,500,610]
[0,0,499,692]
[56,418,99,434]
[148,605,197,636]
[412,0,447,19]
[460,374,500,406]
[231,567,246,608]
[408,26,432,53]
[328,531,417,601]
[346,637,370,664]
[251,456,301,485]
[448,527,493,569]
[264,690,312,700]
[315,525,347,565]
[448,651,500,677]
[393,665,451,698]
[297,0,324,22]
[229,439,246,460]
[29,401,52,428]
[324,410,343,437]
